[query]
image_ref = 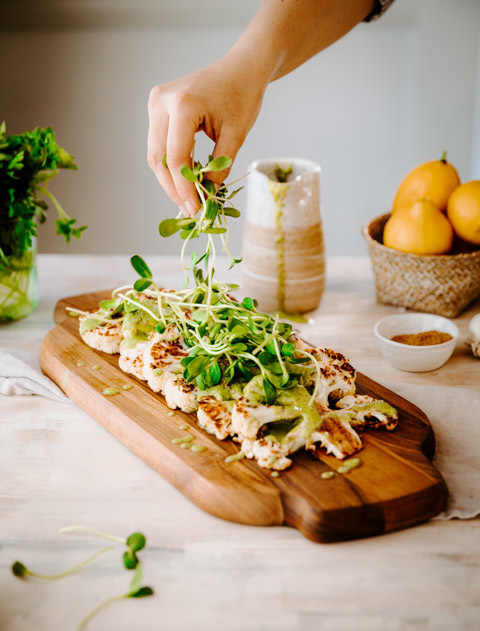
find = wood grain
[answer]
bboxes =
[39,290,448,543]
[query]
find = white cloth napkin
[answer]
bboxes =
[0,348,72,404]
[383,381,480,521]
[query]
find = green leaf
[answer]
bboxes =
[187,355,211,377]
[159,218,181,237]
[281,343,295,357]
[222,207,241,218]
[204,227,226,234]
[202,179,216,195]
[205,198,219,221]
[227,186,243,200]
[263,377,277,405]
[126,532,146,552]
[206,156,232,172]
[11,561,27,577]
[258,351,277,365]
[237,363,254,382]
[123,550,139,570]
[130,255,152,279]
[99,299,116,311]
[224,362,236,384]
[162,153,168,169]
[196,374,207,390]
[129,587,154,599]
[241,297,257,311]
[134,278,153,292]
[207,362,222,386]
[180,165,197,182]
[288,357,311,364]
[265,340,277,355]
[228,257,243,270]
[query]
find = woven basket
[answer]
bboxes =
[363,213,480,318]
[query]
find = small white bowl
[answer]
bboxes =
[374,313,459,372]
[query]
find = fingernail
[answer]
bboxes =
[184,201,195,217]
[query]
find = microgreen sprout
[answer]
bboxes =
[85,154,324,408]
[12,526,153,630]
[76,566,154,631]
[11,546,114,580]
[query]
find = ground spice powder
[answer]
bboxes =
[391,330,453,346]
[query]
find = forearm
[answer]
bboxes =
[226,0,376,83]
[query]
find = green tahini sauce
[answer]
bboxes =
[267,180,289,311]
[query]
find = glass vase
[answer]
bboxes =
[0,243,39,322]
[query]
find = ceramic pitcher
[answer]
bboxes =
[241,157,325,314]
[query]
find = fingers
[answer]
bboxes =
[166,111,201,216]
[207,127,245,187]
[147,88,185,212]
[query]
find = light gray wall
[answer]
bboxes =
[2,0,480,258]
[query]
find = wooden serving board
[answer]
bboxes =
[39,290,448,543]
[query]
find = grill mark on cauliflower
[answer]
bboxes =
[164,376,198,412]
[197,396,233,439]
[335,394,398,431]
[142,327,189,393]
[309,413,362,459]
[118,340,149,380]
[79,312,124,354]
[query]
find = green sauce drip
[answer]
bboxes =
[225,451,245,463]
[179,424,189,430]
[267,180,289,311]
[80,318,102,335]
[103,387,120,396]
[271,471,280,478]
[92,365,101,370]
[168,411,175,417]
[338,457,363,474]
[321,471,335,480]
[171,435,194,444]
[191,444,207,453]
[122,384,133,390]
[76,361,85,368]
[271,311,309,324]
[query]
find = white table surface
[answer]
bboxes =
[1,254,480,631]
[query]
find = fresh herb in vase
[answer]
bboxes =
[0,122,86,321]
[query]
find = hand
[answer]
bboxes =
[147,55,267,216]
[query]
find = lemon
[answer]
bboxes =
[446,181,480,245]
[383,198,453,255]
[392,152,460,213]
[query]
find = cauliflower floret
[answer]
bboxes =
[164,376,198,412]
[79,312,124,354]
[231,396,302,440]
[118,339,149,380]
[197,396,233,439]
[335,394,398,431]
[308,411,362,459]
